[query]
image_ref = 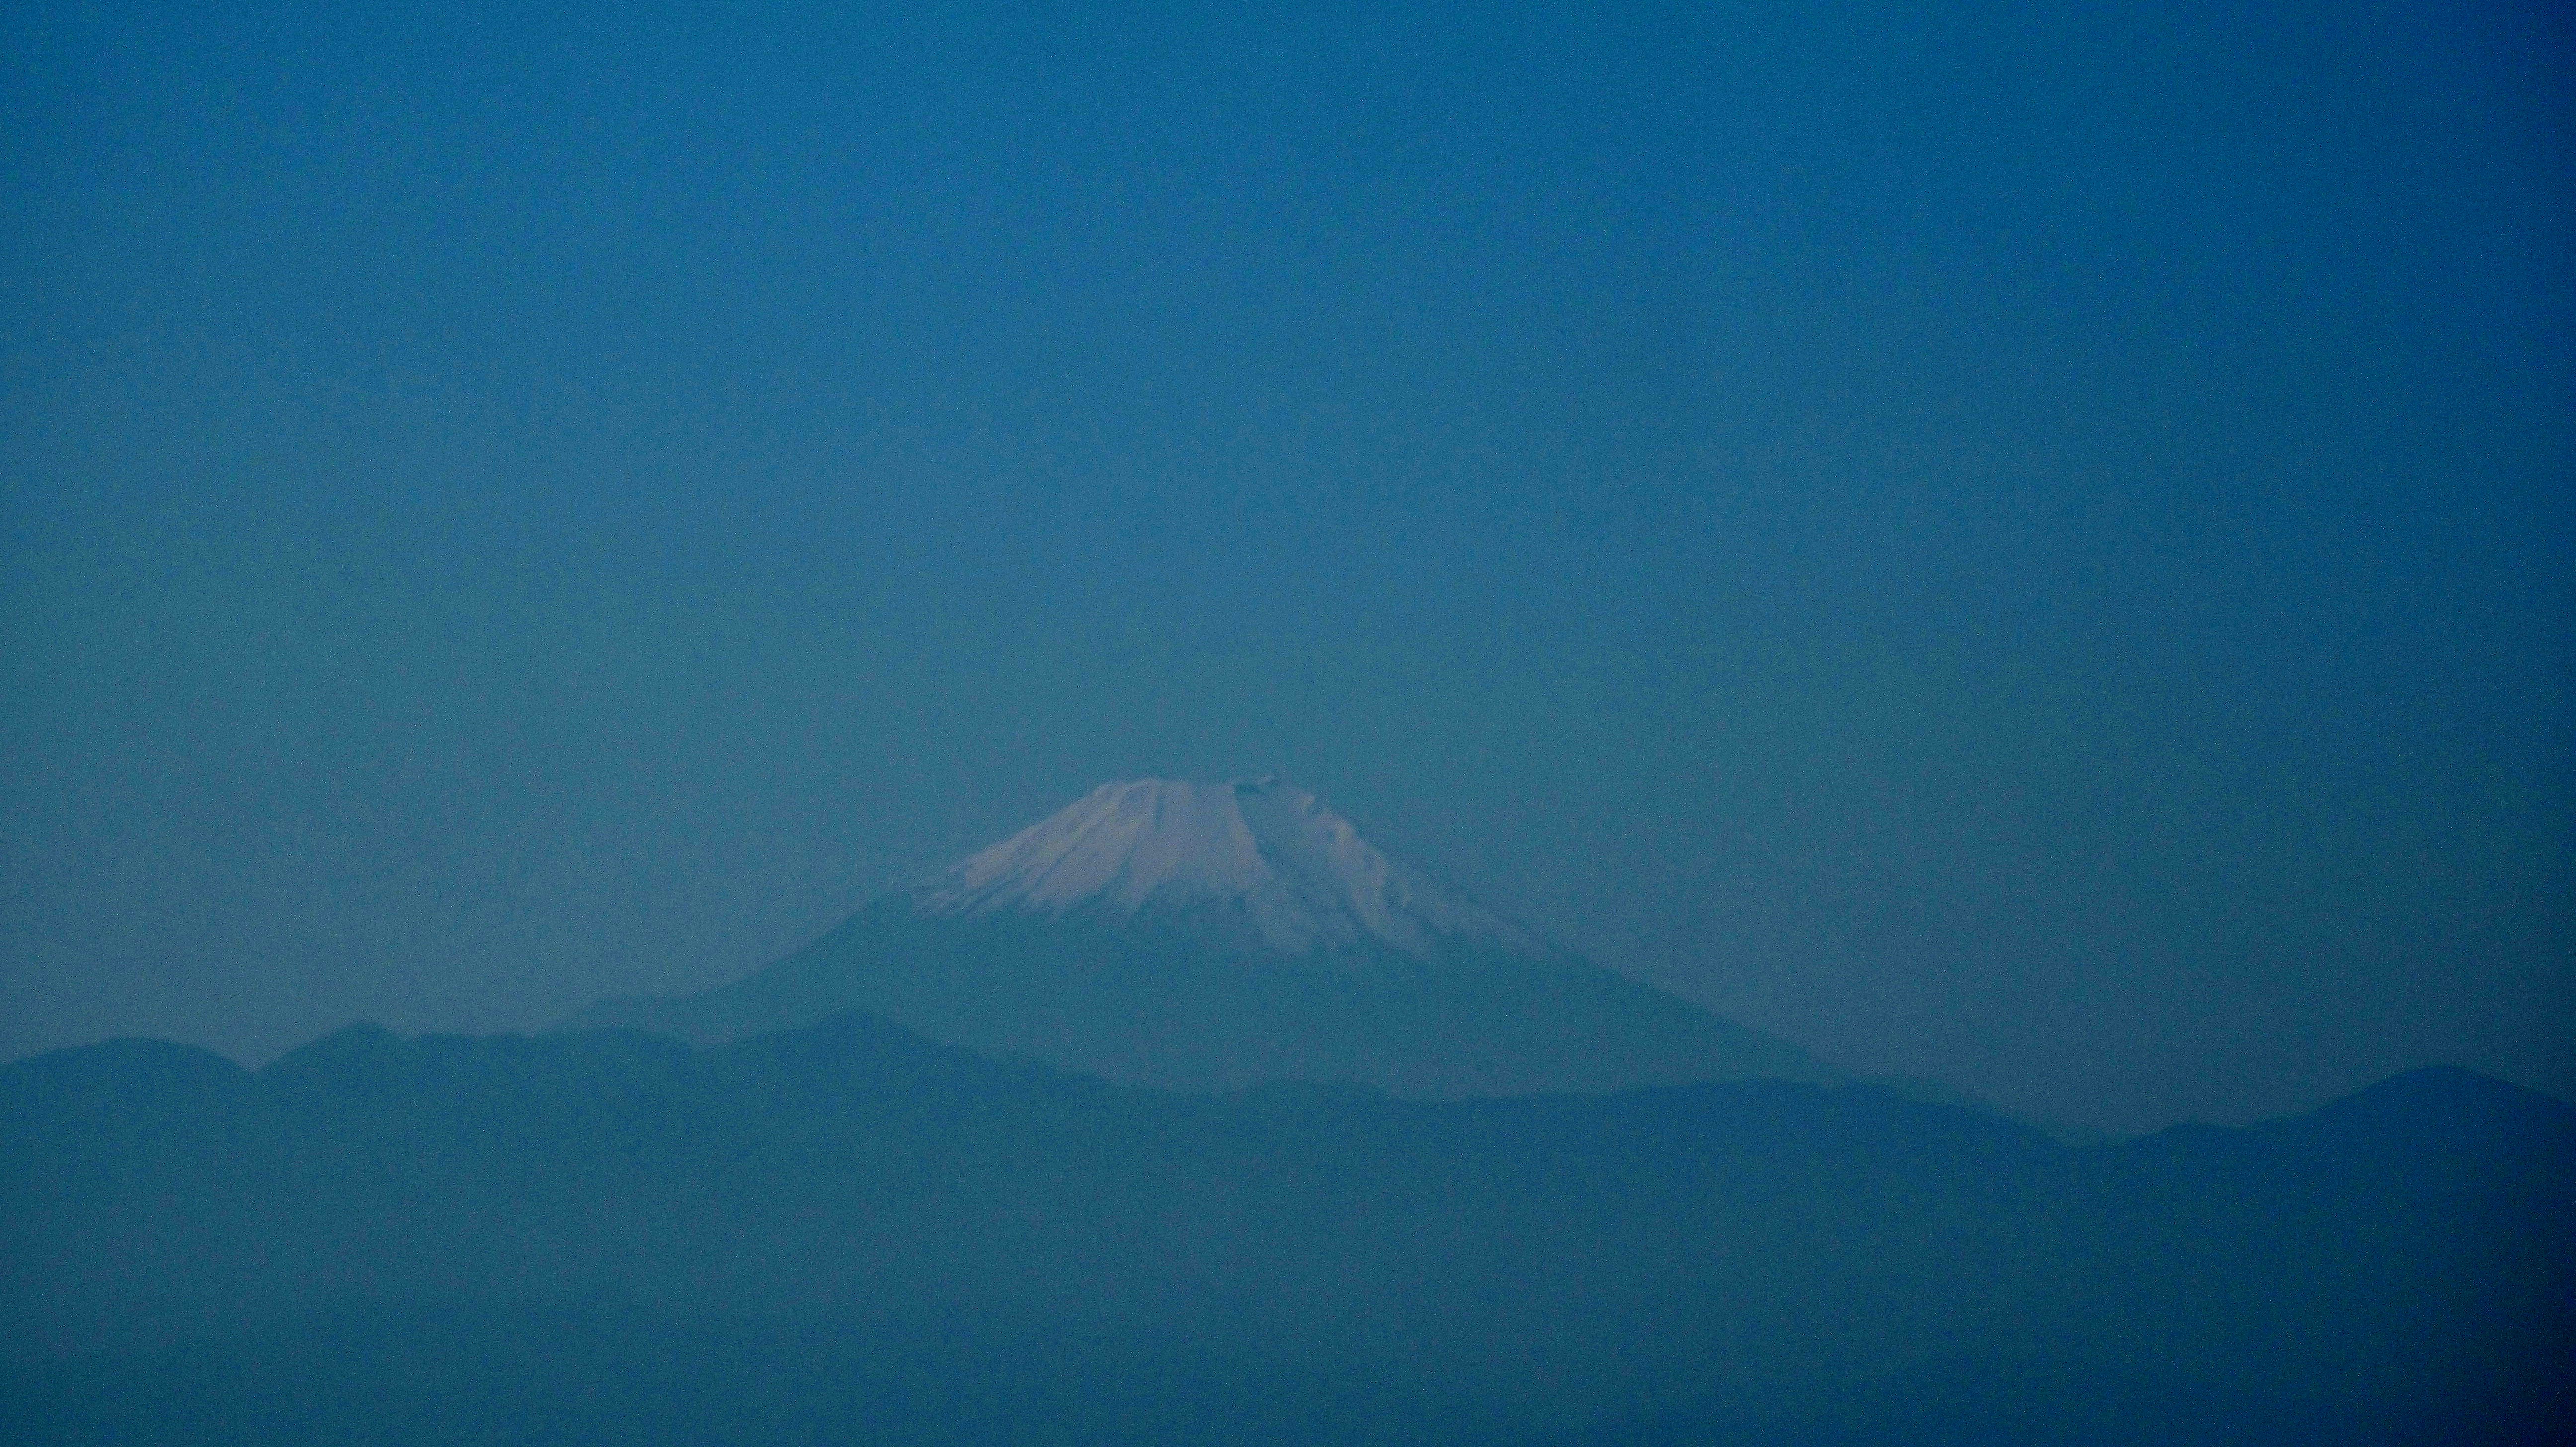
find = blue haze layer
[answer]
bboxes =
[2,0,2569,1133]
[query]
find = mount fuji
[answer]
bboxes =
[569,778,1829,1095]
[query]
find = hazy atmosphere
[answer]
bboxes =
[6,0,2571,1136]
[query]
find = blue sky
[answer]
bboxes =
[4,0,2569,1131]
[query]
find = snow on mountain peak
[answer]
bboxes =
[913,778,1545,957]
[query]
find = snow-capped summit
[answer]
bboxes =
[914,778,1545,958]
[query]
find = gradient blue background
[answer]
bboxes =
[4,0,2569,1132]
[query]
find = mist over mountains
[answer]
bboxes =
[7,780,2569,1443]
[11,0,2570,1437]
[5,1012,2569,1445]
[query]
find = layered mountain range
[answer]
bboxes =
[9,777,2571,1442]
[7,1015,2569,1445]
[570,777,1828,1095]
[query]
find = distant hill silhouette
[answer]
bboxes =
[5,1014,2570,1445]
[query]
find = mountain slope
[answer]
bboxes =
[570,778,1829,1095]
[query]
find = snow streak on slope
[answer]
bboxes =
[914,778,1546,958]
